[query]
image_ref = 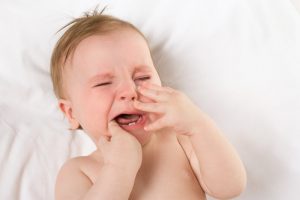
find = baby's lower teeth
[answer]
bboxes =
[128,122,136,126]
[125,116,141,126]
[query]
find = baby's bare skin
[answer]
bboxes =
[56,131,206,200]
[54,27,246,200]
[128,133,205,199]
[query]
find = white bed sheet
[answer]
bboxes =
[0,0,299,199]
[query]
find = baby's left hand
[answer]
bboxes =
[134,83,204,136]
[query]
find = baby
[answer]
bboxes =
[51,9,247,200]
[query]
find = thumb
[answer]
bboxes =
[108,120,124,136]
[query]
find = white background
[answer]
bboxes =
[0,0,299,199]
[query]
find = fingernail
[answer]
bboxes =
[109,120,117,127]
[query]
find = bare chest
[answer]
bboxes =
[129,137,206,200]
[85,134,206,200]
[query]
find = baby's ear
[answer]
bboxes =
[58,99,80,130]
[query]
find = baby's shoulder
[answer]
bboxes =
[61,152,103,181]
[55,153,103,199]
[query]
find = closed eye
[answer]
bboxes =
[93,76,150,87]
[136,76,151,81]
[93,82,112,87]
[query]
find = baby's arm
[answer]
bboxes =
[134,83,246,198]
[84,166,137,200]
[55,159,137,200]
[55,121,142,200]
[188,113,247,199]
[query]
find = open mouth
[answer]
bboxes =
[114,113,143,126]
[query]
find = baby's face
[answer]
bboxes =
[60,28,161,145]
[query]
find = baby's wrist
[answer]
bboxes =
[187,110,210,136]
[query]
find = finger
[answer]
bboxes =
[144,117,167,131]
[134,100,165,113]
[108,120,125,136]
[137,85,170,102]
[142,82,174,93]
[163,86,175,93]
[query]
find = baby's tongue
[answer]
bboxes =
[115,114,140,125]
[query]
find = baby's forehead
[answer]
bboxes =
[64,31,152,73]
[76,28,148,51]
[71,32,150,64]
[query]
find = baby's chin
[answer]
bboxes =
[126,128,153,147]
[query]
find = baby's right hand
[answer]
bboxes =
[97,121,142,174]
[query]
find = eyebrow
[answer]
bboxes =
[134,65,152,73]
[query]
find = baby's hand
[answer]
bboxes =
[97,121,142,173]
[134,83,204,136]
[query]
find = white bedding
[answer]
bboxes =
[0,0,299,199]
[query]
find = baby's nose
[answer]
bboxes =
[120,95,136,101]
[117,82,138,101]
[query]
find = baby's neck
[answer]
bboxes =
[142,128,176,154]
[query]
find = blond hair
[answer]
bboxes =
[50,8,148,99]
